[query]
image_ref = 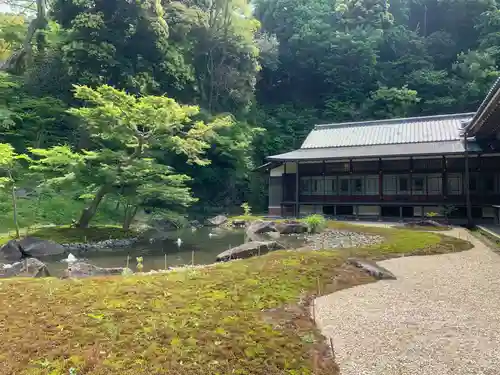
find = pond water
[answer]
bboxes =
[44,227,307,277]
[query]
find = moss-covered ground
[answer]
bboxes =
[0,222,472,375]
[0,226,137,246]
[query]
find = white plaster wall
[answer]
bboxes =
[270,162,298,176]
[358,206,380,216]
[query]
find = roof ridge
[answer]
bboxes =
[314,112,475,130]
[301,139,463,150]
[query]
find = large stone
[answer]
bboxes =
[21,237,66,258]
[206,215,228,226]
[274,221,309,234]
[1,237,65,261]
[347,258,396,280]
[246,220,277,235]
[216,241,284,262]
[0,258,51,278]
[0,240,24,261]
[64,261,132,278]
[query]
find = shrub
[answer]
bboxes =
[240,202,252,216]
[303,214,326,233]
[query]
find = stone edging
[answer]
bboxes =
[60,238,138,251]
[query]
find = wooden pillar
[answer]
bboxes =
[322,160,326,206]
[409,157,413,196]
[378,158,383,200]
[378,158,383,221]
[281,162,286,217]
[464,136,472,226]
[295,161,299,218]
[442,156,448,198]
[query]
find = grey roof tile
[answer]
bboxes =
[301,113,474,149]
[267,140,483,161]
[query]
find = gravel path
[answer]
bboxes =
[314,228,500,375]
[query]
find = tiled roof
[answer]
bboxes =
[267,140,483,161]
[464,77,500,136]
[301,113,474,149]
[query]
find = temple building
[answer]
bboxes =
[264,79,500,224]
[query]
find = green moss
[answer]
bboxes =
[229,214,265,221]
[0,222,472,375]
[0,225,136,245]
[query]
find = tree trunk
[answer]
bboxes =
[1,0,47,73]
[11,184,20,238]
[77,185,109,228]
[122,205,138,230]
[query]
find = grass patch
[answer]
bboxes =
[229,214,265,222]
[0,190,121,233]
[0,225,137,245]
[0,222,472,375]
[470,227,500,251]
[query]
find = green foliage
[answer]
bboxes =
[363,86,420,119]
[30,85,232,228]
[0,225,135,245]
[3,0,500,224]
[136,256,144,272]
[0,222,471,374]
[241,202,252,216]
[302,214,326,234]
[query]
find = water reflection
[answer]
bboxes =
[44,226,305,276]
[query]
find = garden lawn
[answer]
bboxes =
[0,223,472,375]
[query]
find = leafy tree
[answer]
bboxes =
[30,85,232,228]
[0,13,27,62]
[0,142,27,237]
[28,0,192,99]
[362,86,420,119]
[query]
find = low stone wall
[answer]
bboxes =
[60,238,138,252]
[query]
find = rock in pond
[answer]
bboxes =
[232,219,246,228]
[0,258,50,278]
[246,220,277,235]
[0,237,65,261]
[206,215,228,226]
[275,221,308,234]
[216,241,284,262]
[190,220,202,228]
[64,261,132,278]
[347,258,396,280]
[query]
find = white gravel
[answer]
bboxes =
[314,228,500,375]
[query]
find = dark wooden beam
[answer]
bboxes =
[442,156,448,198]
[282,162,286,217]
[409,157,413,196]
[464,136,472,226]
[378,158,383,200]
[322,160,326,204]
[295,162,299,218]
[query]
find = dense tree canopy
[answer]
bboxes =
[0,0,500,224]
